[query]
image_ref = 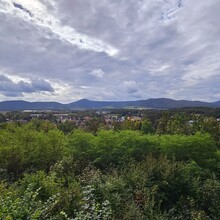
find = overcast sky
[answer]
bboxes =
[0,0,220,103]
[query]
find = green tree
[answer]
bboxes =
[141,119,155,134]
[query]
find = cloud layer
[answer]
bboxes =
[0,0,220,102]
[0,74,54,97]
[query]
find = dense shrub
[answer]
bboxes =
[0,121,220,219]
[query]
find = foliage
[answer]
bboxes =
[0,183,67,220]
[74,185,112,220]
[0,119,220,219]
[0,123,65,179]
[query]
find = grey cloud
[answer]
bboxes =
[2,92,23,97]
[0,74,11,82]
[0,74,54,97]
[0,0,220,101]
[31,79,54,92]
[13,2,33,17]
[121,81,139,94]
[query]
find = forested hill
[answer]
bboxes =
[0,98,219,111]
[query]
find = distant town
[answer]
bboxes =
[1,107,220,135]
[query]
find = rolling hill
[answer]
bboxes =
[0,98,219,111]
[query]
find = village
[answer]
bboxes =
[0,109,145,130]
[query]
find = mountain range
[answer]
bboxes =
[0,98,219,111]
